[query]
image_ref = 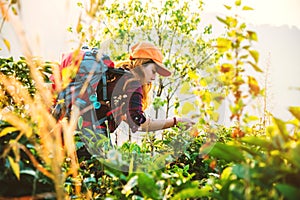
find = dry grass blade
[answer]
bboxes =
[0,73,33,107]
[28,59,54,108]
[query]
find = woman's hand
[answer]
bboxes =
[176,117,195,130]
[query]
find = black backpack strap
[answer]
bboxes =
[94,116,108,127]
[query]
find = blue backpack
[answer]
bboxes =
[52,47,129,148]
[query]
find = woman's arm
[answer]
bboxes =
[140,117,194,132]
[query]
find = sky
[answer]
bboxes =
[1,0,300,58]
[203,0,300,120]
[1,0,300,120]
[204,0,300,29]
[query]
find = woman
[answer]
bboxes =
[95,41,194,135]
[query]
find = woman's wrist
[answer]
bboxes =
[173,117,177,127]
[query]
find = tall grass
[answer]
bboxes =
[0,1,89,198]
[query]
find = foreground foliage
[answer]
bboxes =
[0,0,300,199]
[1,56,299,200]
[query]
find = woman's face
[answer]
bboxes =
[143,63,157,84]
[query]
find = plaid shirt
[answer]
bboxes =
[96,73,146,133]
[125,80,146,132]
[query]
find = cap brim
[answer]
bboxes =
[154,62,172,77]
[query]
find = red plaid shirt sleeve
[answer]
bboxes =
[125,81,146,133]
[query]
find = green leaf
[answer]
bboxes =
[273,117,289,137]
[8,156,20,180]
[20,169,38,178]
[288,106,300,121]
[83,177,96,184]
[275,184,300,200]
[232,164,248,179]
[78,116,83,130]
[138,173,160,199]
[75,141,85,150]
[288,142,300,168]
[172,185,212,200]
[220,167,233,180]
[122,175,138,197]
[149,153,172,171]
[241,136,272,149]
[207,142,245,162]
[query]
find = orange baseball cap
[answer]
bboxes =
[131,41,172,77]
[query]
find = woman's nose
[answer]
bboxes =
[152,73,156,80]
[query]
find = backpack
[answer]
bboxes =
[51,47,130,141]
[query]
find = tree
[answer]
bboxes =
[74,0,222,125]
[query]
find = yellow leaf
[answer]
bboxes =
[61,66,77,88]
[249,49,259,63]
[11,6,18,15]
[216,38,232,53]
[226,16,238,27]
[201,90,212,104]
[181,102,195,115]
[235,0,241,6]
[212,93,224,109]
[247,31,258,41]
[57,99,65,104]
[248,76,260,96]
[220,63,233,73]
[3,38,11,51]
[243,6,254,10]
[224,5,232,10]
[8,156,20,180]
[180,82,191,94]
[200,78,207,87]
[216,16,230,27]
[247,61,263,72]
[25,127,33,138]
[0,127,18,137]
[289,106,300,121]
[76,15,82,33]
[188,70,199,80]
[211,112,219,122]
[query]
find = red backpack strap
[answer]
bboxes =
[50,50,85,91]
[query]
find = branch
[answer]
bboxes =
[0,1,12,33]
[19,144,55,180]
